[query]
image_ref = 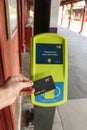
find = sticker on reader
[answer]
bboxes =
[33,75,56,96]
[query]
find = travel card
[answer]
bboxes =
[33,75,56,96]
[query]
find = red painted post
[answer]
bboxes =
[79,6,86,33]
[68,3,73,28]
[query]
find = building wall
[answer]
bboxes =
[0,0,20,79]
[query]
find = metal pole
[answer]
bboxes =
[34,0,56,130]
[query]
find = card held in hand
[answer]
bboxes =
[32,75,56,96]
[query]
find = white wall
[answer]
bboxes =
[50,0,61,28]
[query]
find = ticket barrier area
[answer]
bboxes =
[30,33,68,107]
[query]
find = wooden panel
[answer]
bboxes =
[25,27,32,49]
[0,111,6,130]
[0,56,4,85]
[0,43,16,130]
[27,1,33,9]
[0,107,16,130]
[0,0,20,130]
[0,0,20,77]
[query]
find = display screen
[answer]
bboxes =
[36,44,63,64]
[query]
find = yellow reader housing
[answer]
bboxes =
[30,33,68,107]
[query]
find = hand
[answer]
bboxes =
[5,74,35,94]
[0,74,35,109]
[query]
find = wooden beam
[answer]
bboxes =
[79,6,86,33]
[68,3,73,28]
[61,5,64,25]
[85,0,87,5]
[61,0,83,5]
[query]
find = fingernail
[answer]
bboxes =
[30,81,33,85]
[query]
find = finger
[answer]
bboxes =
[20,88,35,95]
[13,75,33,86]
[6,74,29,82]
[13,74,30,82]
[19,81,34,91]
[18,74,30,82]
[21,87,35,92]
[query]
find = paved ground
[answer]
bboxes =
[55,98,87,130]
[58,26,87,99]
[55,26,87,130]
[21,26,87,130]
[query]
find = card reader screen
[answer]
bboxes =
[36,44,63,64]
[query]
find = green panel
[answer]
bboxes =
[32,65,63,81]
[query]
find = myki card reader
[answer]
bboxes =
[30,33,68,107]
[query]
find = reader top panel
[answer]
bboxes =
[31,33,68,81]
[36,43,63,64]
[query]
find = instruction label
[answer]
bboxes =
[36,44,63,64]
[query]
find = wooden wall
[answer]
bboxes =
[0,0,20,80]
[0,0,21,130]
